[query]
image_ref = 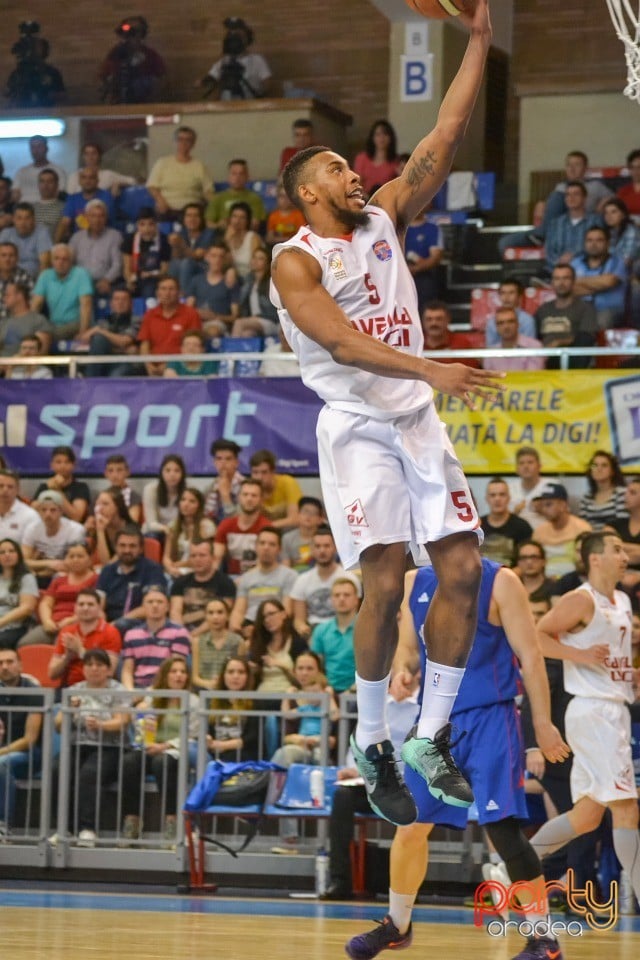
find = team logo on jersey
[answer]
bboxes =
[417,591,430,603]
[372,239,393,261]
[485,799,499,811]
[345,498,369,528]
[328,253,347,279]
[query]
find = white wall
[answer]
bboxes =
[1,118,82,182]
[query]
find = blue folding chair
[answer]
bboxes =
[218,336,263,376]
[264,764,339,817]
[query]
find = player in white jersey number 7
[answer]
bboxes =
[270,0,504,826]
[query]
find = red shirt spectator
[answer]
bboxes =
[137,276,201,355]
[214,513,271,576]
[49,590,122,687]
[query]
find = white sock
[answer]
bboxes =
[612,828,640,905]
[354,672,390,751]
[389,888,415,934]
[416,661,465,740]
[489,851,502,866]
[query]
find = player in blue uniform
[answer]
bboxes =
[346,559,569,960]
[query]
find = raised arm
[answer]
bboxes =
[374,0,492,229]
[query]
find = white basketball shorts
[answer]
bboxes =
[565,696,636,805]
[316,402,481,571]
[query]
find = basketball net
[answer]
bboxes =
[606,0,640,102]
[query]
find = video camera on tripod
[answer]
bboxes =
[6,20,65,107]
[217,18,258,99]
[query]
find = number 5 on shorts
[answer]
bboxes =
[451,490,474,522]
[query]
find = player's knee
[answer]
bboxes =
[362,570,404,619]
[434,541,481,606]
[486,818,541,882]
[611,799,639,829]
[394,822,432,849]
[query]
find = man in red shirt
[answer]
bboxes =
[48,589,122,687]
[279,119,315,173]
[214,478,270,576]
[137,276,201,372]
[421,301,480,368]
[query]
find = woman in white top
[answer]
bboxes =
[0,538,39,649]
[223,202,262,279]
[142,454,187,537]
[66,143,136,195]
[162,487,215,579]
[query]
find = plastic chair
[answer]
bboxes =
[218,336,264,376]
[117,186,155,226]
[18,644,60,688]
[143,536,163,563]
[470,287,501,331]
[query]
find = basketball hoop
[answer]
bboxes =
[606,0,640,102]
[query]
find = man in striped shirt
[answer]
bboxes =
[120,587,190,690]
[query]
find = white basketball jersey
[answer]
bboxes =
[270,205,432,420]
[562,582,634,702]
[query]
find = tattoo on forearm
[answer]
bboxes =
[405,151,438,195]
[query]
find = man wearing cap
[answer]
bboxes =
[21,490,86,587]
[532,483,592,578]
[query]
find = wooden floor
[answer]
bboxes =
[3,894,640,960]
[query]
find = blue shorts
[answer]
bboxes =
[405,700,528,829]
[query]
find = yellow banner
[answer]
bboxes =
[433,370,640,474]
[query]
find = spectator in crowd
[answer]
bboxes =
[544,181,601,271]
[265,186,306,246]
[213,478,270,576]
[142,454,186,538]
[250,599,307,698]
[249,449,302,530]
[281,496,324,572]
[207,655,260,762]
[485,279,537,347]
[420,301,480,366]
[50,648,130,848]
[22,490,86,587]
[515,540,555,601]
[206,159,266,232]
[232,247,280,338]
[55,168,115,242]
[66,143,136,196]
[19,540,97,647]
[1,282,52,356]
[137,276,201,371]
[479,477,533,566]
[68,199,122,296]
[310,578,359,694]
[0,203,51,279]
[482,307,544,372]
[121,655,198,845]
[204,438,245,526]
[186,241,240,337]
[202,19,272,101]
[78,288,141,378]
[122,207,170,300]
[162,488,216,580]
[146,126,213,219]
[617,148,640,217]
[120,587,191,690]
[191,599,244,690]
[34,446,91,523]
[506,446,556,530]
[613,476,640,574]
[602,197,640,267]
[101,454,142,524]
[291,526,361,638]
[95,526,166,633]
[533,483,592,578]
[0,177,15,230]
[169,539,236,634]
[577,450,628,529]
[571,226,627,330]
[405,208,443,312]
[32,168,64,238]
[47,589,121,686]
[0,647,43,833]
[271,650,339,768]
[353,120,400,196]
[534,263,598,369]
[0,470,38,542]
[0,539,39,649]
[223,202,263,279]
[229,527,298,631]
[167,203,215,293]
[88,486,130,566]
[279,119,315,172]
[164,329,218,378]
[0,242,34,320]
[12,136,67,202]
[4,334,52,380]
[31,244,93,342]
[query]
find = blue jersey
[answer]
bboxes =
[409,558,521,712]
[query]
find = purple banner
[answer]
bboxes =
[0,378,323,476]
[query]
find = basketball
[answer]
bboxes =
[405,0,477,19]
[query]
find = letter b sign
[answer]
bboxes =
[400,55,433,102]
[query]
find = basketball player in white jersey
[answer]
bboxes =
[270,0,504,826]
[531,531,640,910]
